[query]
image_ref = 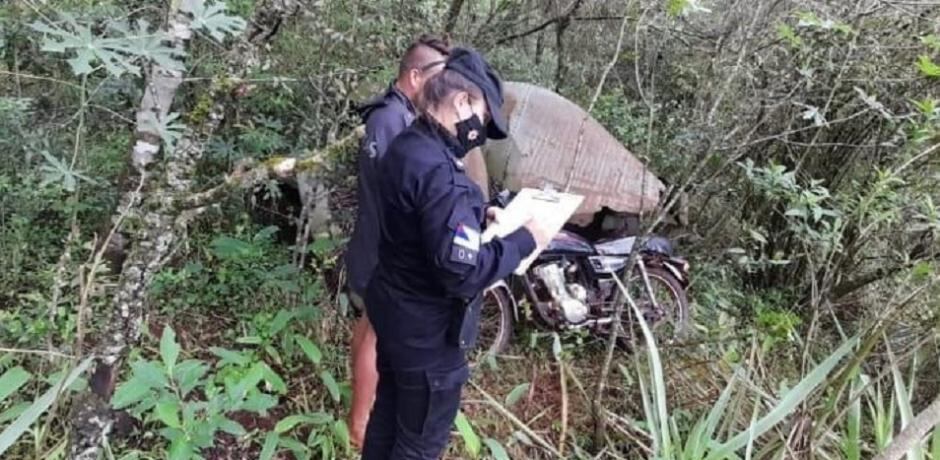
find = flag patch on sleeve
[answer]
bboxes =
[450,223,480,265]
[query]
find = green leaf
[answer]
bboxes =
[484,438,510,460]
[274,413,333,433]
[0,402,29,425]
[219,418,247,437]
[236,335,263,345]
[777,23,802,47]
[0,357,92,456]
[259,432,280,460]
[175,360,207,395]
[168,436,193,460]
[0,367,31,404]
[139,112,184,152]
[112,377,152,409]
[295,335,322,366]
[333,419,350,453]
[210,347,251,367]
[843,374,862,460]
[181,0,247,42]
[269,309,295,336]
[211,236,253,259]
[160,326,180,376]
[454,411,481,458]
[917,55,940,78]
[261,363,287,394]
[154,401,182,429]
[889,347,924,459]
[705,337,859,460]
[130,360,168,389]
[320,371,341,403]
[666,0,689,17]
[505,383,530,407]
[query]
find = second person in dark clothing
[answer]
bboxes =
[361,48,551,460]
[345,35,451,449]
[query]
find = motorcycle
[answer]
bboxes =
[473,194,692,359]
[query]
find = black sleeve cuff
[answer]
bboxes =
[503,227,537,258]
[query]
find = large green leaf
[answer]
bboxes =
[294,335,322,366]
[320,371,340,403]
[181,0,247,42]
[154,401,182,429]
[0,357,92,456]
[890,348,924,460]
[259,433,280,460]
[29,15,182,77]
[705,337,859,460]
[160,326,181,376]
[454,411,481,459]
[111,376,152,409]
[274,413,332,434]
[505,382,530,407]
[0,367,31,404]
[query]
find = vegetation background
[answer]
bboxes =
[0,0,938,459]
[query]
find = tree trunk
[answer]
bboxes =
[68,2,300,458]
[443,0,465,34]
[553,17,570,91]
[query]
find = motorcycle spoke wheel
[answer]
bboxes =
[469,287,513,366]
[618,266,690,347]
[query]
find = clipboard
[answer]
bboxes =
[481,187,584,275]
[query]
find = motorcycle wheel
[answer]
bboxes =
[471,286,514,363]
[618,266,691,347]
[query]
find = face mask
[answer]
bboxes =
[455,114,486,155]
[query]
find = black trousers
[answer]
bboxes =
[361,354,469,460]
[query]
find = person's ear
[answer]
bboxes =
[452,91,470,112]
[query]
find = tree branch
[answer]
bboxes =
[494,0,585,45]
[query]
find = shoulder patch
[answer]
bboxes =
[450,223,480,265]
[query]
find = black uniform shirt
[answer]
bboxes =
[346,84,415,296]
[366,117,536,369]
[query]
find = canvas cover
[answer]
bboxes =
[483,82,664,225]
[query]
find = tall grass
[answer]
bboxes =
[610,275,859,460]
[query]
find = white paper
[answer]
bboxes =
[482,188,584,275]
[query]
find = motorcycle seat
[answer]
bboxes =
[594,237,637,255]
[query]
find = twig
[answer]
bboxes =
[494,0,586,45]
[0,348,75,359]
[467,379,562,457]
[557,357,569,456]
[563,1,632,192]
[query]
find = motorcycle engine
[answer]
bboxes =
[532,261,589,324]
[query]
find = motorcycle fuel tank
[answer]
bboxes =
[544,230,594,255]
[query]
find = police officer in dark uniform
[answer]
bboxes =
[346,35,450,449]
[361,47,551,459]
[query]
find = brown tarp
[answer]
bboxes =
[482,82,664,225]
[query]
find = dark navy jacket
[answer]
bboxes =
[366,117,536,370]
[346,85,416,296]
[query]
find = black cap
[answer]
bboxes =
[444,47,508,140]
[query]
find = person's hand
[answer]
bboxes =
[523,217,552,248]
[486,206,505,226]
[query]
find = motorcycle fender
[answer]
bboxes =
[661,262,686,285]
[486,280,520,322]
